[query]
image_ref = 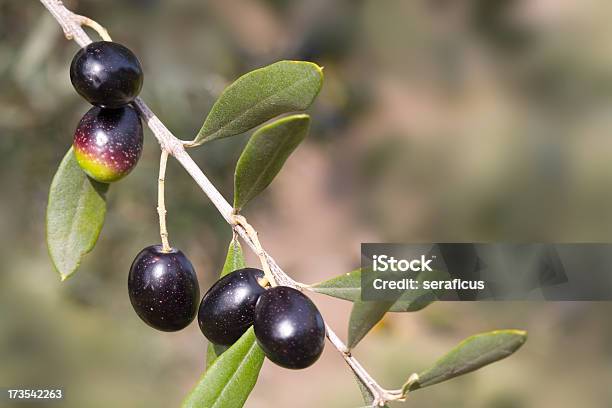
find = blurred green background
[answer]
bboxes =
[2,0,612,407]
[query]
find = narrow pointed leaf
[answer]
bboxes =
[46,147,108,281]
[234,114,310,211]
[183,327,264,408]
[310,269,362,302]
[221,237,246,277]
[347,269,451,348]
[206,238,247,367]
[348,300,395,349]
[313,269,446,311]
[206,343,229,370]
[192,60,323,146]
[408,330,528,392]
[389,293,434,312]
[388,269,450,312]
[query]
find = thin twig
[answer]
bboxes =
[37,0,404,405]
[74,14,112,41]
[157,149,171,252]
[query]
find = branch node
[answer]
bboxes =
[231,214,277,287]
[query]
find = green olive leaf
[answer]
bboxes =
[206,237,248,368]
[46,147,108,281]
[220,237,247,278]
[234,114,310,211]
[345,269,450,349]
[182,327,264,408]
[387,269,449,312]
[348,299,395,349]
[313,269,446,313]
[192,60,322,146]
[406,330,528,393]
[310,269,362,302]
[206,343,229,370]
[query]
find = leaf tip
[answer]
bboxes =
[347,334,359,350]
[285,59,324,85]
[312,63,324,85]
[287,113,311,125]
[511,329,528,344]
[494,329,528,341]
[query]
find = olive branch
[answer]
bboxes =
[39,0,402,405]
[39,1,527,407]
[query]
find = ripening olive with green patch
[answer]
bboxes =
[73,105,143,183]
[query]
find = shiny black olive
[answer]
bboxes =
[128,245,199,331]
[198,268,266,345]
[254,286,325,369]
[70,41,143,108]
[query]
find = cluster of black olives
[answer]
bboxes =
[128,252,325,369]
[198,268,326,369]
[70,41,144,183]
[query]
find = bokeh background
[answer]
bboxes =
[2,0,612,406]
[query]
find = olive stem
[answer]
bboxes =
[231,214,277,287]
[74,14,112,41]
[38,1,405,405]
[158,149,171,252]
